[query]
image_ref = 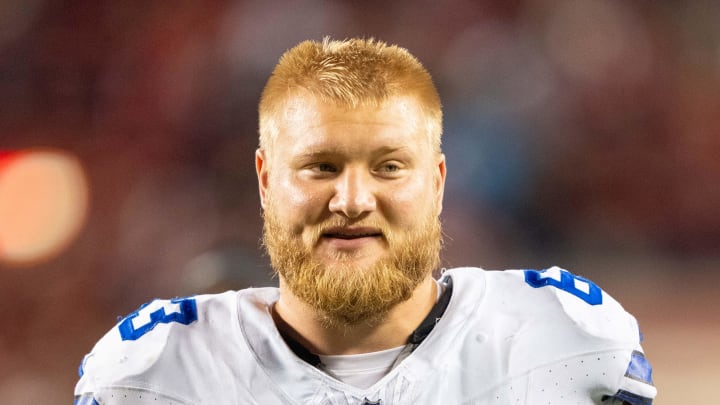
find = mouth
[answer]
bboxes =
[322,227,383,241]
[321,227,383,241]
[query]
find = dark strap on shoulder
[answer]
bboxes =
[408,276,453,345]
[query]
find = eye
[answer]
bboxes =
[316,163,337,172]
[375,161,405,177]
[379,163,400,172]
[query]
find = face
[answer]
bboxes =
[257,95,446,327]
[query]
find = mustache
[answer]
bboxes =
[309,217,392,244]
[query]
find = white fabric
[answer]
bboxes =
[435,277,444,300]
[310,278,442,389]
[75,267,657,404]
[318,346,406,389]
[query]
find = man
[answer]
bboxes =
[74,38,656,404]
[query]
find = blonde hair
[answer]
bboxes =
[258,38,442,152]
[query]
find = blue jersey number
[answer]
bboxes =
[524,268,603,305]
[118,297,198,341]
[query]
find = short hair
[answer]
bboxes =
[258,37,443,152]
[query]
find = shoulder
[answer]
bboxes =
[444,266,640,344]
[111,290,243,344]
[77,292,236,383]
[75,288,278,398]
[439,267,655,403]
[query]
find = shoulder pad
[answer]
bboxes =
[77,297,198,390]
[76,291,243,396]
[520,266,640,343]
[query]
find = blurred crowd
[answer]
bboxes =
[0,0,719,401]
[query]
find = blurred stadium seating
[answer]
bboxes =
[1,1,717,402]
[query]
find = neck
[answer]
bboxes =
[273,274,437,355]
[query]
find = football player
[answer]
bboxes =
[74,38,656,404]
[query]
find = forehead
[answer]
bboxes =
[283,93,422,124]
[275,95,428,150]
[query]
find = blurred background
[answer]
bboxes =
[0,0,717,403]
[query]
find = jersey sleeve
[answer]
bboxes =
[521,267,657,404]
[521,349,651,404]
[602,350,655,404]
[74,297,201,404]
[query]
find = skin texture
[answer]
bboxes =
[256,94,446,354]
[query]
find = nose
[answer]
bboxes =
[328,166,377,218]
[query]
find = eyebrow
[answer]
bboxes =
[294,145,408,160]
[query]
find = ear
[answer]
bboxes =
[435,153,447,215]
[255,148,269,209]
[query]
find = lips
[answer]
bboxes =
[322,227,383,240]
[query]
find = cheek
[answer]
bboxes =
[282,180,314,208]
[270,173,329,224]
[385,176,438,222]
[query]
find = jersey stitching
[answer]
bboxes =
[94,384,194,405]
[235,289,324,404]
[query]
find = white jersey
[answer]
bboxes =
[74,267,656,404]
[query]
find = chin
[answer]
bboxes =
[319,253,385,270]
